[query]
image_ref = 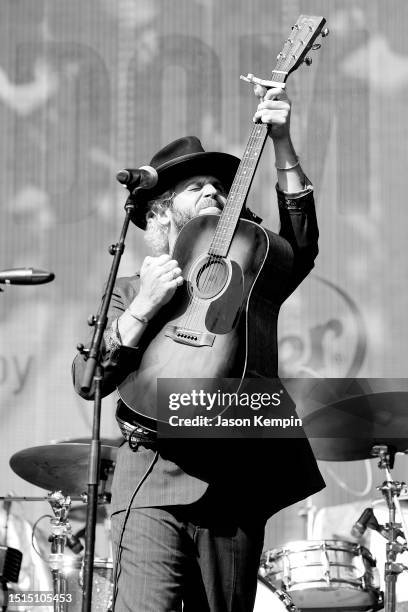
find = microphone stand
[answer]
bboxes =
[77,187,146,612]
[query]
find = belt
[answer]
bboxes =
[116,401,157,450]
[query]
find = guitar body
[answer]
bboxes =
[118,214,292,426]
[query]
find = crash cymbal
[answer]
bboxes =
[9,443,117,496]
[302,391,408,461]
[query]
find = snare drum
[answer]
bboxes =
[254,576,297,612]
[261,540,381,610]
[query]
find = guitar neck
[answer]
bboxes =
[208,123,268,257]
[208,15,327,258]
[208,71,286,258]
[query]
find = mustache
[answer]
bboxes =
[196,197,224,212]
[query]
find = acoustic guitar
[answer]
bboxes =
[118,15,327,430]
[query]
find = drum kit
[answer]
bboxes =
[255,389,408,612]
[2,440,118,611]
[1,390,408,611]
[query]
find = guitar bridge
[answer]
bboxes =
[164,325,215,347]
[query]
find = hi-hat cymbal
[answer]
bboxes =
[302,391,408,461]
[10,443,117,496]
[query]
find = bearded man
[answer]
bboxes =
[72,86,324,612]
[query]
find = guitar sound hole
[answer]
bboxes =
[193,257,229,299]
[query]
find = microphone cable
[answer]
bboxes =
[111,449,159,611]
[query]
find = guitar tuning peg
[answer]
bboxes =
[304,57,313,66]
[311,43,321,51]
[321,27,330,37]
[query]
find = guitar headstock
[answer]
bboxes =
[277,15,328,78]
[241,15,328,91]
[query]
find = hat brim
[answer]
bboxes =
[130,151,240,230]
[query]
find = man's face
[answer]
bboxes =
[170,175,227,230]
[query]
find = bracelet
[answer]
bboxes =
[275,158,300,171]
[127,310,149,324]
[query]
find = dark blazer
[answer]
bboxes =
[72,188,325,518]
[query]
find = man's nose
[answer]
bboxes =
[202,183,217,196]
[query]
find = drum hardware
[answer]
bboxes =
[371,445,408,612]
[366,498,408,610]
[47,491,73,612]
[300,384,408,612]
[8,441,116,610]
[298,497,316,540]
[0,496,85,503]
[46,491,112,611]
[254,576,298,612]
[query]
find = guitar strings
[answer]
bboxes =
[179,23,311,332]
[184,104,272,332]
[182,123,266,332]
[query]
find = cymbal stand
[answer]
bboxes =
[298,496,316,539]
[47,492,72,612]
[372,445,408,612]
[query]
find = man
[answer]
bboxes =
[73,86,325,611]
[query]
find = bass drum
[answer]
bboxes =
[254,576,297,612]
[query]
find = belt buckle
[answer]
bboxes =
[128,426,155,451]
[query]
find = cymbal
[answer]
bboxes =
[10,443,117,496]
[54,436,123,447]
[302,391,408,461]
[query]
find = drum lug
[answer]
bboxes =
[320,541,331,586]
[282,549,292,588]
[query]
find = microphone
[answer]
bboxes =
[351,507,406,542]
[351,507,374,538]
[116,165,158,189]
[66,529,84,555]
[0,268,55,285]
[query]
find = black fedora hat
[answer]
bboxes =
[131,136,240,229]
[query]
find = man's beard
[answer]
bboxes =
[171,206,194,232]
[144,209,193,256]
[144,198,222,255]
[144,218,170,255]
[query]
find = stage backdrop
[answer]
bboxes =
[1,0,407,550]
